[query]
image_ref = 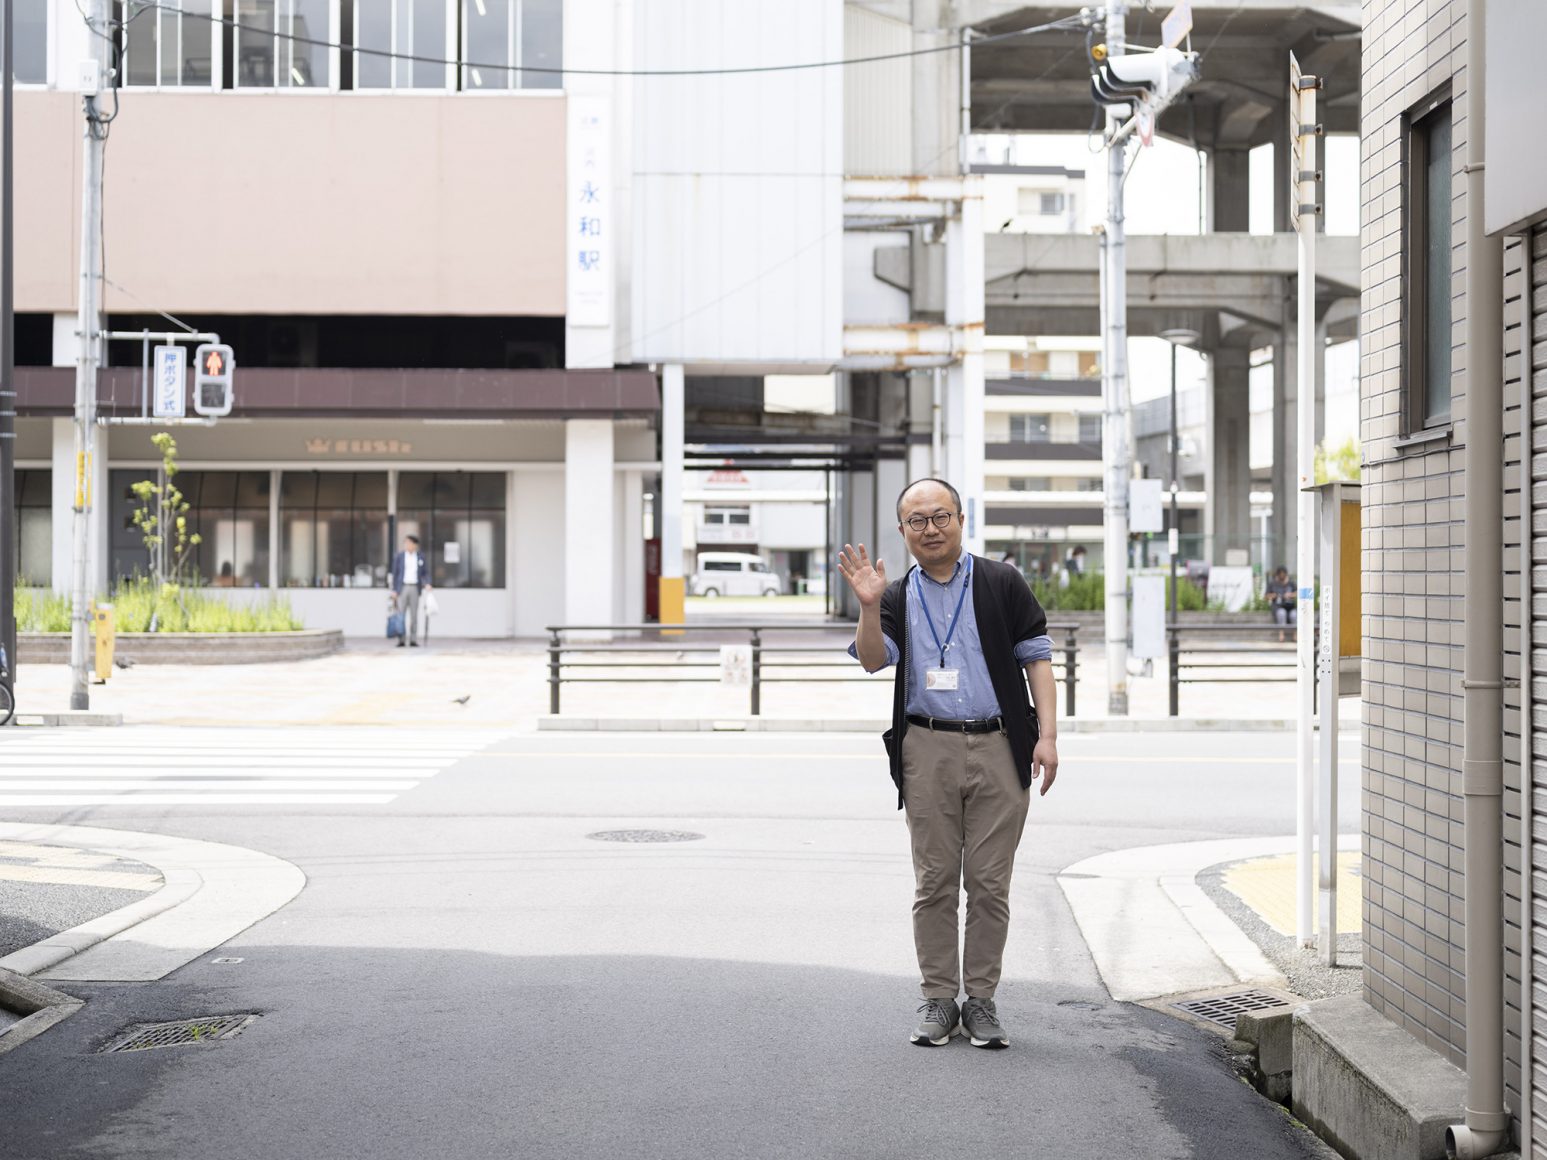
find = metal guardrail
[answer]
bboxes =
[1166,622,1303,717]
[545,622,1081,717]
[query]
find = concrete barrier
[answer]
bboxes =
[17,629,344,665]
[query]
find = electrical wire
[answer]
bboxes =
[127,1,1086,79]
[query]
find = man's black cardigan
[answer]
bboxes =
[877,554,1048,809]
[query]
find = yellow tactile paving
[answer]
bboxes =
[0,840,162,893]
[1222,851,1361,937]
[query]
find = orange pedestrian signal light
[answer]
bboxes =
[193,342,235,417]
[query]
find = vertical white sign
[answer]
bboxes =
[720,645,752,687]
[1131,575,1166,658]
[152,345,186,418]
[1129,478,1164,533]
[567,96,612,328]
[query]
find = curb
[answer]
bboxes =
[0,822,305,983]
[0,968,83,1057]
[538,716,1359,734]
[1056,834,1361,1004]
[8,711,124,728]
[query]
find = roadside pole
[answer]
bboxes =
[0,0,16,711]
[1100,0,1131,715]
[1291,54,1321,947]
[69,0,108,711]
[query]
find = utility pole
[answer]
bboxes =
[1290,54,1320,947]
[69,0,109,711]
[0,0,16,714]
[1100,0,1131,715]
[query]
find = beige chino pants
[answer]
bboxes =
[902,726,1031,999]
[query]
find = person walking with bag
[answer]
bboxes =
[391,534,431,648]
[838,478,1059,1049]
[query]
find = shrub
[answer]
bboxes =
[1030,572,1209,613]
[14,580,303,634]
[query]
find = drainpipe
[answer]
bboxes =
[1445,0,1507,1154]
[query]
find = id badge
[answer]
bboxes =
[925,668,960,692]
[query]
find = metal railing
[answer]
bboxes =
[546,622,1081,717]
[1166,622,1302,716]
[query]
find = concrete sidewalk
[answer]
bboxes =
[5,636,1358,731]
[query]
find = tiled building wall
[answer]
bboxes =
[1360,0,1528,1081]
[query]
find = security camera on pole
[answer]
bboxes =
[1090,2,1199,715]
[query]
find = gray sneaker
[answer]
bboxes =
[962,997,1009,1049]
[910,997,961,1046]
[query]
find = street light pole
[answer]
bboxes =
[69,0,109,710]
[0,0,15,712]
[1168,341,1177,622]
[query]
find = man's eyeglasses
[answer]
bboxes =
[903,512,958,533]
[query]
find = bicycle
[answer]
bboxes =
[0,644,12,728]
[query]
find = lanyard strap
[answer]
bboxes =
[915,557,971,668]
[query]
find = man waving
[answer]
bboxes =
[839,478,1059,1050]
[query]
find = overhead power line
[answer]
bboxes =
[126,2,1088,79]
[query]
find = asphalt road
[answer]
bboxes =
[0,727,1357,1160]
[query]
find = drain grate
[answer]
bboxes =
[1171,990,1289,1029]
[586,829,705,844]
[100,1014,257,1053]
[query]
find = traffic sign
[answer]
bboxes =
[1161,1,1192,49]
[152,345,186,418]
[193,343,235,417]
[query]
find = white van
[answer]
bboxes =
[691,552,784,598]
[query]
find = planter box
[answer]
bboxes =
[17,629,344,665]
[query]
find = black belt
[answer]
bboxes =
[906,714,1004,734]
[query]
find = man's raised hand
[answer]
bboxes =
[837,543,888,607]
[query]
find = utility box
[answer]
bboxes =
[92,604,115,682]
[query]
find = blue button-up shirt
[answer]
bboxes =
[849,552,1052,719]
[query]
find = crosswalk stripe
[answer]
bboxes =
[0,726,495,809]
[0,794,400,806]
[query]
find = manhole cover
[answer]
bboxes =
[586,830,705,843]
[100,1015,257,1053]
[1172,990,1289,1029]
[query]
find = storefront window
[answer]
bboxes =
[396,471,505,589]
[280,471,388,587]
[15,470,51,588]
[183,471,272,586]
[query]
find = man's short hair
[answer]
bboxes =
[896,478,963,522]
[405,534,420,546]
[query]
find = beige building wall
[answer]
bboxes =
[16,90,566,316]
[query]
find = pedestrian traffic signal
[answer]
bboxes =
[193,343,235,417]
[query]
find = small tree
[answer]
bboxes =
[130,433,201,591]
[1314,436,1361,484]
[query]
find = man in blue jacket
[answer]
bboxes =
[839,478,1059,1050]
[390,534,431,648]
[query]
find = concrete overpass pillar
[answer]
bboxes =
[565,420,616,636]
[1272,291,1298,572]
[1209,148,1251,233]
[1206,348,1251,564]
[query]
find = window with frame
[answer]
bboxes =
[183,471,273,586]
[703,506,751,526]
[119,0,218,86]
[280,471,389,587]
[16,0,48,83]
[350,0,449,89]
[14,470,52,588]
[462,0,562,90]
[1404,92,1453,431]
[225,0,331,88]
[1078,414,1102,443]
[395,471,506,588]
[1008,414,1051,443]
[1008,477,1052,492]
